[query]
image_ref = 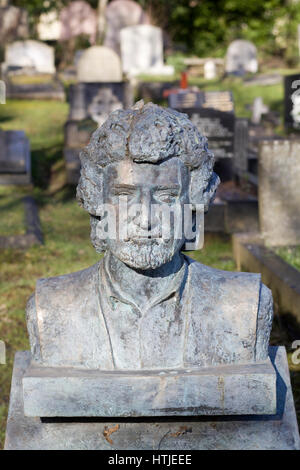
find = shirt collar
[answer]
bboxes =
[99,252,189,313]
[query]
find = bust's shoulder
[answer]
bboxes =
[36,262,100,295]
[26,261,103,365]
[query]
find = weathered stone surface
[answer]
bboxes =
[232,233,300,323]
[120,25,174,76]
[226,39,258,75]
[4,348,300,449]
[76,46,122,83]
[27,104,272,375]
[4,40,55,74]
[259,140,300,246]
[23,358,276,417]
[59,1,96,44]
[104,0,149,55]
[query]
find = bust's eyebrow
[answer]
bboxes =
[155,185,181,191]
[113,184,136,190]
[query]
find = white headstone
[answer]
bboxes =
[120,25,174,76]
[37,11,61,41]
[104,0,149,54]
[4,40,55,74]
[251,97,269,124]
[225,39,258,75]
[76,46,122,83]
[204,60,217,80]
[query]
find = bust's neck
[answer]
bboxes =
[104,251,185,311]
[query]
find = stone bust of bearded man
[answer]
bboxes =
[26,101,273,371]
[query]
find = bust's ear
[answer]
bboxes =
[76,151,104,216]
[202,172,220,212]
[190,170,220,212]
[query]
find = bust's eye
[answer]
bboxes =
[112,188,135,197]
[154,191,179,204]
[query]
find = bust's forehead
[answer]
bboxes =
[103,158,189,189]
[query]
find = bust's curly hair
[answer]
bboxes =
[77,100,219,215]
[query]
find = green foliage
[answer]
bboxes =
[11,0,300,64]
[136,0,300,64]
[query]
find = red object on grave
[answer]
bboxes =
[180,72,188,89]
[162,71,189,99]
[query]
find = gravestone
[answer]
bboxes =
[76,46,123,83]
[59,1,96,44]
[4,102,299,449]
[168,90,235,167]
[251,97,269,125]
[204,60,217,80]
[226,39,258,76]
[0,3,28,44]
[64,79,132,183]
[0,129,31,185]
[259,139,300,246]
[234,118,249,177]
[37,11,61,41]
[2,40,64,100]
[3,40,55,74]
[284,73,300,130]
[120,24,174,76]
[183,57,224,78]
[104,0,149,55]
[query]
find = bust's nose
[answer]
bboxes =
[138,190,152,232]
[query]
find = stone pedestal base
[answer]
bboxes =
[4,347,300,450]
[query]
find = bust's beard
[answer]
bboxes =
[89,216,183,270]
[105,238,183,270]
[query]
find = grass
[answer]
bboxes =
[275,246,300,272]
[0,191,25,236]
[0,83,299,448]
[0,100,68,189]
[186,237,236,271]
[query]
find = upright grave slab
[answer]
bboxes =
[5,102,299,449]
[226,40,258,76]
[259,139,300,246]
[284,73,300,130]
[0,129,31,185]
[168,89,235,178]
[120,24,174,76]
[2,40,64,100]
[104,0,149,55]
[64,46,132,183]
